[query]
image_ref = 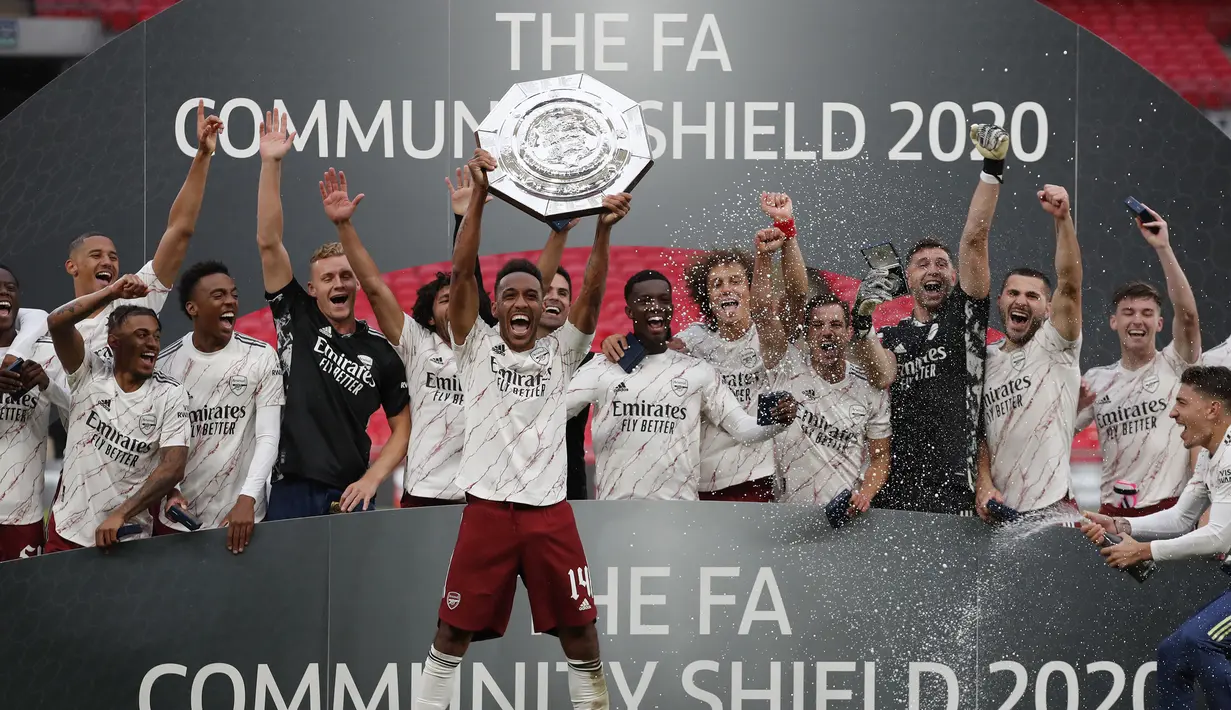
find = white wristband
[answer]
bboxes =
[979,172,1001,185]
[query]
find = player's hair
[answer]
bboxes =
[412,271,451,330]
[1180,366,1231,409]
[0,262,19,288]
[806,292,851,327]
[1112,281,1163,310]
[905,238,955,266]
[1000,267,1053,297]
[309,241,346,263]
[107,305,160,334]
[68,231,110,258]
[684,249,755,327]
[494,258,543,293]
[178,260,230,316]
[552,266,573,294]
[624,270,672,303]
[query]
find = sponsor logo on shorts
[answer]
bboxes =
[446,591,461,610]
[578,598,592,611]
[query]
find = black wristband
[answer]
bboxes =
[982,157,1005,181]
[851,312,872,341]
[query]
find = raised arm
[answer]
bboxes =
[760,193,809,336]
[848,268,900,390]
[47,275,147,374]
[751,227,789,370]
[151,101,222,286]
[536,220,579,295]
[256,108,297,294]
[1138,207,1200,363]
[1040,185,1082,341]
[6,308,49,361]
[448,168,496,326]
[960,124,1010,300]
[449,149,496,346]
[96,446,188,547]
[320,168,406,344]
[569,194,629,335]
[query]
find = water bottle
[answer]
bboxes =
[1101,532,1158,583]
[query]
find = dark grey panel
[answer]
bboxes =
[0,31,146,311]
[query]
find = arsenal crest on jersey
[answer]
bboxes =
[849,403,868,420]
[1143,373,1160,393]
[530,346,550,366]
[229,375,248,396]
[358,354,374,368]
[1010,350,1027,372]
[671,377,688,397]
[742,350,759,369]
[139,413,156,436]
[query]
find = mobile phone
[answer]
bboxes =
[860,243,908,298]
[824,489,854,529]
[117,523,143,539]
[757,391,791,426]
[986,499,1021,524]
[548,218,574,233]
[4,357,23,373]
[617,334,648,373]
[1124,197,1160,234]
[167,504,202,531]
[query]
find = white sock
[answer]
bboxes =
[566,658,609,710]
[413,646,462,710]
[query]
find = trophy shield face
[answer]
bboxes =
[475,74,654,223]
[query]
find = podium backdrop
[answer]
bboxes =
[0,503,1225,709]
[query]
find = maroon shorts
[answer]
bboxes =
[1100,497,1179,518]
[439,496,596,641]
[0,522,44,561]
[700,476,776,502]
[44,514,83,554]
[400,492,464,508]
[152,516,182,536]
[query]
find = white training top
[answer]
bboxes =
[983,320,1081,511]
[74,261,171,359]
[0,337,69,525]
[1076,343,1192,507]
[452,319,592,506]
[566,349,783,501]
[52,351,190,546]
[676,323,775,492]
[769,346,891,505]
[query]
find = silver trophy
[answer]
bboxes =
[475,74,654,230]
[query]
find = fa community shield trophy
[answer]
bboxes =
[475,74,654,228]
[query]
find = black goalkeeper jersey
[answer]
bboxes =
[266,279,409,491]
[873,286,989,515]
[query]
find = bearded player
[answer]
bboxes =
[604,193,808,501]
[7,102,221,372]
[412,148,628,710]
[751,227,891,512]
[975,185,1082,518]
[45,275,190,550]
[1075,206,1201,517]
[566,270,795,500]
[848,124,1008,516]
[1080,366,1231,709]
[0,265,69,559]
[153,261,283,553]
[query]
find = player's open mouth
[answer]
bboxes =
[923,280,943,293]
[95,270,114,285]
[329,294,348,305]
[646,315,666,333]
[139,352,157,366]
[1127,328,1148,338]
[509,314,532,336]
[220,311,235,328]
[818,339,839,351]
[1008,309,1030,326]
[544,304,562,316]
[0,300,11,317]
[718,298,740,317]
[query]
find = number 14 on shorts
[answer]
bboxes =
[568,566,592,604]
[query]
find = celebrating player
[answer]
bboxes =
[153,261,283,553]
[849,124,1008,515]
[567,270,795,500]
[751,226,891,512]
[0,265,69,560]
[255,108,410,520]
[412,147,626,710]
[1079,366,1231,709]
[44,276,190,550]
[1075,206,1201,517]
[976,185,1082,517]
[603,192,807,502]
[14,101,221,366]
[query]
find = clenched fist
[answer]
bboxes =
[1037,184,1070,219]
[970,124,1010,160]
[467,149,497,190]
